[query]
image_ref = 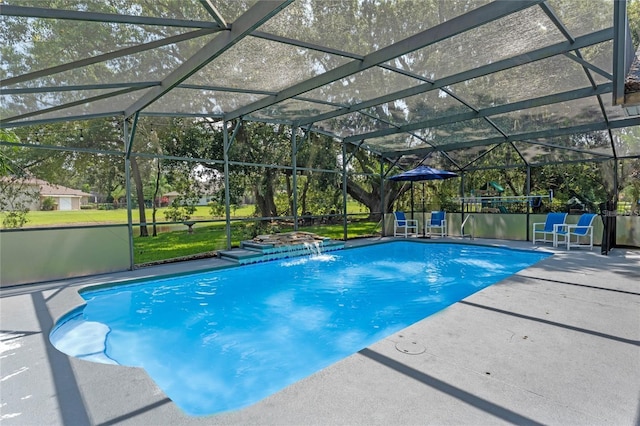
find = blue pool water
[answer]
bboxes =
[50,241,550,416]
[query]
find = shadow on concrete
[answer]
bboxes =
[0,330,41,340]
[517,274,640,296]
[459,301,640,347]
[32,286,175,426]
[96,398,172,426]
[536,250,640,281]
[32,291,91,425]
[358,347,544,425]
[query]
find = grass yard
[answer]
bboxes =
[133,219,380,264]
[134,222,240,264]
[17,201,377,265]
[24,205,255,226]
[22,202,367,227]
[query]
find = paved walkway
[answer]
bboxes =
[1,238,639,425]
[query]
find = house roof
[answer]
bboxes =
[24,178,91,198]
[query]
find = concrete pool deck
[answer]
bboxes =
[1,237,639,425]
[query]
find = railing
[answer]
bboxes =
[456,192,553,214]
[461,214,475,239]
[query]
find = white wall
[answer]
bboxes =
[0,226,130,286]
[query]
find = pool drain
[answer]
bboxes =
[395,340,425,355]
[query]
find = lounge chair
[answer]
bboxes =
[393,211,418,238]
[553,213,597,250]
[532,212,567,245]
[426,211,447,237]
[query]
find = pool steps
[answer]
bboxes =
[218,239,345,264]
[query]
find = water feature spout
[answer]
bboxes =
[303,241,322,257]
[227,231,345,264]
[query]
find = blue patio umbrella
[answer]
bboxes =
[388,165,458,182]
[388,165,459,236]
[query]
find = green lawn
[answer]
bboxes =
[134,222,239,264]
[18,202,377,265]
[24,205,256,226]
[133,219,380,264]
[23,202,367,227]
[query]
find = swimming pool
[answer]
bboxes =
[50,241,550,416]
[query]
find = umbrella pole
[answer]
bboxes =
[410,182,414,220]
[422,183,426,237]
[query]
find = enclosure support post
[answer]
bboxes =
[222,120,241,250]
[526,165,531,241]
[460,172,465,234]
[124,113,139,270]
[342,143,348,241]
[220,120,242,250]
[291,127,298,231]
[380,159,385,237]
[223,121,232,250]
[613,0,631,105]
[614,160,619,201]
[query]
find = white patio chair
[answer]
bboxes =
[393,211,418,238]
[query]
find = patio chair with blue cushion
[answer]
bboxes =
[426,211,447,237]
[553,213,597,250]
[393,211,418,238]
[532,212,567,245]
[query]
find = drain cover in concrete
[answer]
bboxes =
[395,340,426,355]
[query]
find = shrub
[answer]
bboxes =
[41,197,56,211]
[164,199,197,222]
[209,200,225,218]
[0,177,38,228]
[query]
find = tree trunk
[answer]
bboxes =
[285,173,293,216]
[500,169,520,195]
[152,158,161,237]
[264,178,278,217]
[345,176,408,221]
[301,177,310,214]
[255,191,278,218]
[129,157,149,237]
[255,189,268,218]
[252,168,279,218]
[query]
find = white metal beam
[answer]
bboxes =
[299,28,612,128]
[225,0,543,121]
[0,5,220,28]
[199,0,228,28]
[384,116,640,158]
[123,0,293,118]
[1,29,216,87]
[343,84,612,143]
